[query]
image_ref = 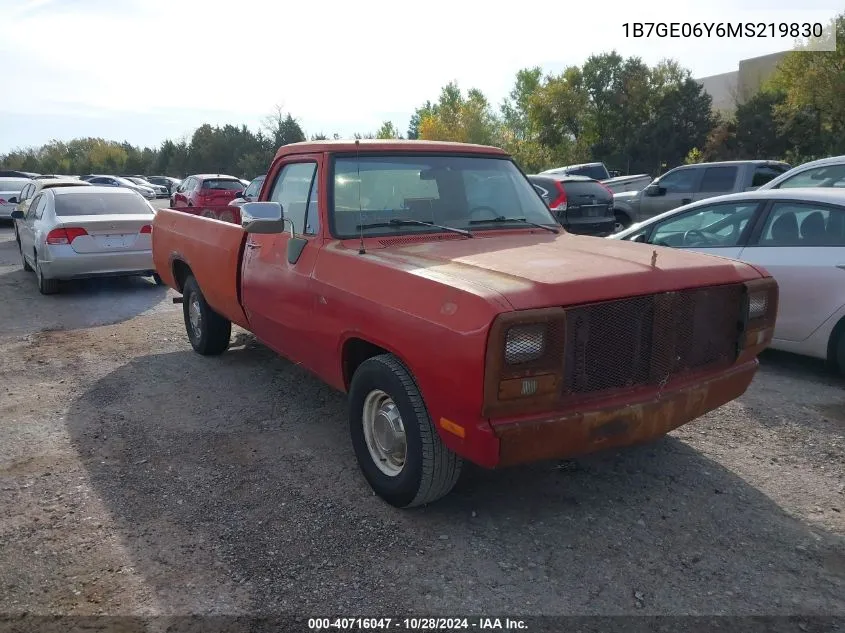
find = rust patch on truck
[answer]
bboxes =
[494,362,755,467]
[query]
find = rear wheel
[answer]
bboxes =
[833,328,845,377]
[35,256,59,295]
[614,212,631,232]
[348,354,462,508]
[19,242,32,272]
[181,275,231,355]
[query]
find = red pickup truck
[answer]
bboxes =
[151,139,778,508]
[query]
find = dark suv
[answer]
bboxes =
[528,174,615,236]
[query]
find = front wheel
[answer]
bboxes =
[348,354,462,508]
[181,275,231,355]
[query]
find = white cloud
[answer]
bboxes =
[0,0,841,149]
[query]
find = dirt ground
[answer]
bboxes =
[1,221,844,623]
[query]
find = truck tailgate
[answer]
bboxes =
[152,208,249,328]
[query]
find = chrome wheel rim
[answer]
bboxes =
[189,295,202,340]
[362,389,406,477]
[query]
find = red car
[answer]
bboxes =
[170,174,244,210]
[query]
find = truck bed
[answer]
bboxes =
[152,209,250,328]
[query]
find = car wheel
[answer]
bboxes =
[833,326,845,377]
[348,354,462,508]
[19,242,33,272]
[35,256,59,295]
[181,275,231,355]
[614,212,631,232]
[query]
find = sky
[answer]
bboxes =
[0,0,841,154]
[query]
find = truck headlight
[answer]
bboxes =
[505,324,546,364]
[748,290,769,320]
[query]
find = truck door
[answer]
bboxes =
[640,167,701,219]
[241,156,323,368]
[692,165,739,203]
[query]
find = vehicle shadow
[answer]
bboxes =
[63,342,845,617]
[0,266,174,337]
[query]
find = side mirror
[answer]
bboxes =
[241,201,289,235]
[644,184,663,197]
[10,210,24,220]
[7,196,18,204]
[633,233,647,243]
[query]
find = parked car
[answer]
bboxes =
[151,139,777,507]
[11,186,160,295]
[229,175,266,207]
[610,188,845,373]
[13,177,92,231]
[239,178,250,187]
[541,162,652,194]
[145,176,182,195]
[0,177,32,220]
[758,155,845,191]
[611,160,792,232]
[171,174,244,208]
[124,176,169,198]
[527,174,615,236]
[84,175,156,200]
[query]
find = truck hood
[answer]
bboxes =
[366,232,759,310]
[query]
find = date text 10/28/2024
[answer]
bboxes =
[308,618,528,631]
[622,22,825,38]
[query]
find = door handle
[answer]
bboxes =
[682,198,692,204]
[246,242,261,250]
[836,265,845,271]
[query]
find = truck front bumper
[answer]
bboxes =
[488,359,758,467]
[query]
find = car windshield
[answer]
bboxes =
[55,191,152,216]
[0,178,31,193]
[201,179,243,191]
[331,155,557,237]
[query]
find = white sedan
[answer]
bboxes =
[610,188,845,374]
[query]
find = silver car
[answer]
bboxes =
[757,155,845,190]
[125,176,169,198]
[0,177,32,219]
[11,186,160,295]
[85,175,156,200]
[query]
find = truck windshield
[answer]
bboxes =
[331,155,557,238]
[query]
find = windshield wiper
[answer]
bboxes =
[469,216,559,234]
[355,218,473,237]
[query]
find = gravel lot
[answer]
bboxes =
[0,216,844,623]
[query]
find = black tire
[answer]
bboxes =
[614,212,631,232]
[181,275,231,355]
[348,354,462,508]
[835,332,845,378]
[19,242,32,272]
[35,256,59,295]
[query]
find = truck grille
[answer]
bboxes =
[562,284,744,397]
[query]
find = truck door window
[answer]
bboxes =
[657,169,697,193]
[698,166,738,193]
[268,162,317,235]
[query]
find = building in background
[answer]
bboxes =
[696,51,789,114]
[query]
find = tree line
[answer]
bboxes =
[2,13,842,179]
